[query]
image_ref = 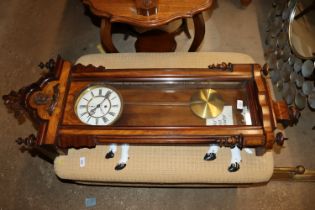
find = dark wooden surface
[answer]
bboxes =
[240,0,252,7]
[83,0,213,52]
[135,29,177,52]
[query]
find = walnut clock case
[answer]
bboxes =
[3,57,298,159]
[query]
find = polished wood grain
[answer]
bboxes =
[58,132,265,149]
[135,29,177,52]
[71,63,255,80]
[3,58,294,155]
[62,82,251,126]
[58,62,268,149]
[83,0,213,27]
[28,60,72,145]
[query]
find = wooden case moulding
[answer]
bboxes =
[3,57,297,156]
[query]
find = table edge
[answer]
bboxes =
[83,0,213,27]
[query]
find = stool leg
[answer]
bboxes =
[204,144,219,161]
[105,143,117,159]
[228,147,241,172]
[115,144,129,171]
[119,144,129,164]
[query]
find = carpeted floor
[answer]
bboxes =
[0,0,314,209]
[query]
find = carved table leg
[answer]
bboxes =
[181,18,191,39]
[100,18,119,53]
[189,13,205,52]
[240,0,252,7]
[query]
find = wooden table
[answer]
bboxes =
[83,0,213,52]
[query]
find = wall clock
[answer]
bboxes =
[3,57,298,159]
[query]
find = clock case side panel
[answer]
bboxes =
[34,57,68,145]
[252,64,298,152]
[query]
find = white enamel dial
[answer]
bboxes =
[75,85,123,126]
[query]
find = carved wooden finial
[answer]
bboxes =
[72,63,106,73]
[16,134,36,146]
[288,106,300,126]
[208,62,233,71]
[262,63,270,76]
[2,89,27,123]
[214,134,244,149]
[38,58,56,72]
[275,132,288,146]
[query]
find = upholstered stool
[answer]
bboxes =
[54,52,274,186]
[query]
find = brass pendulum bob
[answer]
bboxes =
[190,89,224,119]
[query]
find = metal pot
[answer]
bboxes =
[290,71,297,82]
[293,58,302,72]
[280,62,291,81]
[295,91,306,110]
[295,74,304,88]
[277,32,287,49]
[276,79,284,91]
[282,82,296,105]
[270,69,281,83]
[308,91,315,109]
[302,81,315,95]
[288,54,296,66]
[301,60,315,78]
[282,45,291,61]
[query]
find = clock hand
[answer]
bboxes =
[90,104,101,115]
[95,92,111,110]
[90,91,112,115]
[99,102,109,115]
[99,91,112,105]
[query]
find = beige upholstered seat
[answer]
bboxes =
[54,52,274,185]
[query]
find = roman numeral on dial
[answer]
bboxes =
[102,116,109,123]
[108,112,116,117]
[81,112,88,117]
[105,90,112,99]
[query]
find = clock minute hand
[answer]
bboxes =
[96,90,112,108]
[102,91,112,103]
[97,92,111,108]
